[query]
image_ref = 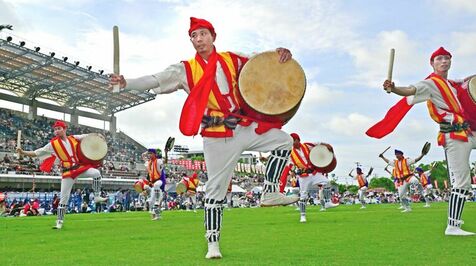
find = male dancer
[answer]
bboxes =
[141,148,166,220]
[372,47,476,235]
[17,120,106,229]
[349,167,373,209]
[415,166,434,207]
[110,17,298,257]
[287,133,335,223]
[379,149,425,212]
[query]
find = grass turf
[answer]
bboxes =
[2,202,476,265]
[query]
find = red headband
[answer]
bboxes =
[188,17,215,37]
[52,120,67,129]
[430,47,452,63]
[290,133,300,141]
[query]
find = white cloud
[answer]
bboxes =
[328,113,374,137]
[435,0,476,14]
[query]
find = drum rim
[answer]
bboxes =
[469,77,476,104]
[309,145,334,168]
[238,51,307,116]
[79,134,108,161]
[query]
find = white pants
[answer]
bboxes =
[60,168,101,206]
[298,173,329,197]
[443,133,476,190]
[203,122,292,201]
[149,180,164,212]
[358,186,368,203]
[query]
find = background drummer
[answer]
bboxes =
[378,47,476,236]
[285,133,337,223]
[141,148,166,220]
[177,172,202,212]
[109,17,298,259]
[17,120,107,229]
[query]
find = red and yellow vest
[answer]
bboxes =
[426,74,469,146]
[356,174,367,188]
[147,158,162,184]
[183,52,249,137]
[393,158,412,182]
[186,177,200,195]
[290,143,316,177]
[50,136,92,178]
[420,173,430,187]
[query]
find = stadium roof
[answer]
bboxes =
[0,36,155,115]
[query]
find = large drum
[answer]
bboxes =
[76,133,108,165]
[309,144,337,174]
[133,179,150,193]
[460,77,476,130]
[176,179,189,195]
[238,51,306,124]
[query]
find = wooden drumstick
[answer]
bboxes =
[386,48,395,93]
[112,25,120,93]
[16,130,21,158]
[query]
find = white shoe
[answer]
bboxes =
[52,220,63,229]
[94,196,107,203]
[360,206,366,209]
[320,208,326,212]
[151,214,161,221]
[205,242,222,259]
[445,225,475,236]
[260,192,299,207]
[300,216,307,223]
[401,208,412,213]
[424,204,430,208]
[325,202,339,209]
[397,205,404,210]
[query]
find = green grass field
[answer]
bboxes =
[2,202,476,265]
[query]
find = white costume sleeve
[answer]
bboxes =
[124,63,189,94]
[410,80,434,105]
[34,142,55,160]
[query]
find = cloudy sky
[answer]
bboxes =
[1,0,476,182]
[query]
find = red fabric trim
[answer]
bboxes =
[182,61,195,89]
[366,97,413,138]
[200,129,233,138]
[179,50,218,136]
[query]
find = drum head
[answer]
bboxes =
[238,51,306,115]
[309,145,334,168]
[80,134,108,161]
[469,77,476,104]
[133,180,144,193]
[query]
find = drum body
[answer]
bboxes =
[176,179,189,194]
[133,179,149,193]
[460,77,476,130]
[77,133,108,165]
[309,144,337,173]
[238,51,306,124]
[165,137,175,152]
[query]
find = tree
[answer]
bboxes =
[369,177,395,192]
[416,160,448,188]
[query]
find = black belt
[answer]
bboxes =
[439,122,469,133]
[63,164,81,172]
[202,115,241,129]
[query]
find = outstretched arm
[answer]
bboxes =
[379,153,390,164]
[414,153,425,164]
[383,80,416,96]
[16,148,37,158]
